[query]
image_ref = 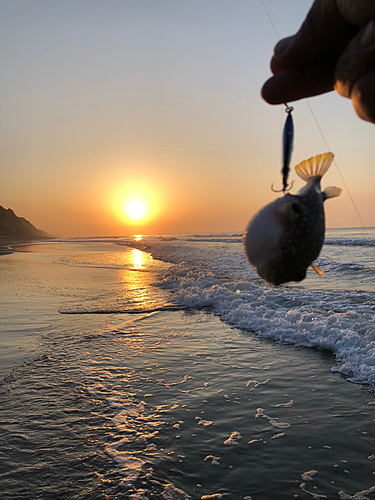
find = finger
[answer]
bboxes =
[263,0,359,104]
[271,0,359,71]
[269,36,296,74]
[337,0,375,26]
[351,71,375,123]
[334,20,375,97]
[334,20,375,124]
[261,66,334,105]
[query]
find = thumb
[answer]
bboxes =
[334,20,375,123]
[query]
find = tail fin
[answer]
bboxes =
[295,153,334,182]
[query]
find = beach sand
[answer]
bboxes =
[2,308,375,499]
[1,241,375,499]
[92,310,375,499]
[0,236,53,255]
[0,236,23,254]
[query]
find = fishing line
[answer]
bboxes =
[305,101,369,234]
[260,0,370,234]
[260,0,282,40]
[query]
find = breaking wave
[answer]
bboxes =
[325,237,375,247]
[115,230,375,388]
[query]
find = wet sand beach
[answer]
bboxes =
[1,239,375,499]
[0,236,53,255]
[2,307,375,499]
[0,237,23,255]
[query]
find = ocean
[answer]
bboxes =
[1,228,375,499]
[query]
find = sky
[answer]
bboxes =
[1,0,374,237]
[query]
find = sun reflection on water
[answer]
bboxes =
[132,249,143,269]
[118,248,156,309]
[134,235,143,242]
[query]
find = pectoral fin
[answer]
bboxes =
[310,263,324,276]
[323,186,342,200]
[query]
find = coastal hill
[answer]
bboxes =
[0,206,49,239]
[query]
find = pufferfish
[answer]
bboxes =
[243,152,342,286]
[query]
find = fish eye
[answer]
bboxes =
[291,203,301,215]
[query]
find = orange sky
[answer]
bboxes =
[1,0,374,237]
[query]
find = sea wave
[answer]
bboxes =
[185,237,242,243]
[159,263,375,386]
[186,233,242,239]
[315,258,375,285]
[325,237,375,247]
[155,235,375,247]
[123,235,375,388]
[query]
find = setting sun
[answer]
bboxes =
[126,200,146,220]
[111,182,161,228]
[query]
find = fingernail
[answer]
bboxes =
[334,80,351,99]
[361,19,375,48]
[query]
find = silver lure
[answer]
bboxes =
[243,153,342,286]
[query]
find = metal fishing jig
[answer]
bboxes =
[272,104,294,193]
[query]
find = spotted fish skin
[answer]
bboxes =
[243,153,341,286]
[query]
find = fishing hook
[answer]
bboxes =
[271,103,295,193]
[271,180,294,193]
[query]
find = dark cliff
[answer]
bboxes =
[0,206,49,239]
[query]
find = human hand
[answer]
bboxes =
[261,0,375,123]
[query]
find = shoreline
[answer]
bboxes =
[0,236,53,255]
[1,238,375,499]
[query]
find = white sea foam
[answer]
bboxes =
[196,416,213,427]
[271,433,285,439]
[300,483,327,499]
[129,489,148,500]
[224,431,242,445]
[254,408,291,429]
[246,379,271,391]
[80,352,172,490]
[301,470,318,481]
[105,441,145,487]
[119,231,375,389]
[162,484,191,499]
[204,455,221,465]
[338,486,375,499]
[272,400,294,408]
[200,495,223,499]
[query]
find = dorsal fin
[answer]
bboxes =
[294,153,334,182]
